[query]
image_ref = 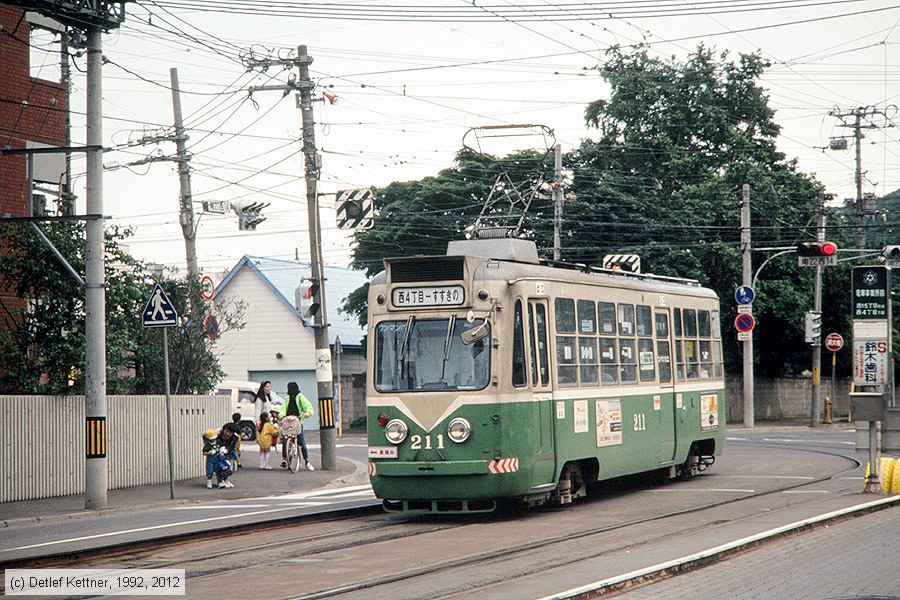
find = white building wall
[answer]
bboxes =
[215,266,316,381]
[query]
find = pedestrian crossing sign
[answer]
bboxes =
[142,283,178,328]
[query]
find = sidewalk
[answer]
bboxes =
[0,431,370,528]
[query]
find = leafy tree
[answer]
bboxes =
[0,222,243,394]
[344,147,555,323]
[566,45,827,376]
[346,44,842,378]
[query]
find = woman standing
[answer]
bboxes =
[255,380,273,417]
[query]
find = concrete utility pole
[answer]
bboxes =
[296,46,336,470]
[84,24,107,510]
[170,68,199,282]
[552,143,562,261]
[741,184,754,428]
[244,46,336,469]
[810,192,825,427]
[829,105,897,249]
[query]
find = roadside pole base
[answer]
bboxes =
[864,480,884,494]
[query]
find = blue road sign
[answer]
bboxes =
[142,284,178,328]
[734,313,755,333]
[734,285,755,305]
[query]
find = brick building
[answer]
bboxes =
[0,6,70,322]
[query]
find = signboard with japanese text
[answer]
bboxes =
[852,266,889,319]
[853,339,889,385]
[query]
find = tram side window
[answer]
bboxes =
[684,339,699,379]
[579,337,599,385]
[698,310,711,338]
[535,304,550,387]
[699,340,712,379]
[713,340,723,378]
[599,302,616,335]
[655,312,669,338]
[673,308,683,337]
[683,309,698,337]
[675,339,685,381]
[657,341,672,383]
[528,304,539,386]
[618,303,635,336]
[711,310,721,339]
[555,298,576,333]
[620,338,637,383]
[637,338,656,382]
[556,335,577,386]
[513,300,527,387]
[636,305,653,337]
[578,300,596,334]
[600,337,617,384]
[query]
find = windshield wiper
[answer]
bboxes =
[398,315,416,382]
[440,315,457,380]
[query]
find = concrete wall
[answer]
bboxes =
[725,376,854,422]
[0,395,231,502]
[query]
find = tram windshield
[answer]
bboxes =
[374,318,491,392]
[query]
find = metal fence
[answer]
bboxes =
[0,395,231,503]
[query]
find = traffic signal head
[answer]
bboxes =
[295,280,321,320]
[804,311,822,344]
[232,201,270,231]
[796,242,837,257]
[882,245,900,259]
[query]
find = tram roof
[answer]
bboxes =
[372,240,718,300]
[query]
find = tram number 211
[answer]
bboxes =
[410,434,445,450]
[633,413,646,431]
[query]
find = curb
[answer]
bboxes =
[0,459,365,529]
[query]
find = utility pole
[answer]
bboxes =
[84,23,107,510]
[245,45,336,470]
[828,105,897,249]
[60,26,72,215]
[741,184,754,428]
[552,143,562,261]
[810,191,825,427]
[170,68,199,282]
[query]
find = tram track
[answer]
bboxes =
[278,447,864,600]
[3,443,869,600]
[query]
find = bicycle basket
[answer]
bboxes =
[281,416,301,436]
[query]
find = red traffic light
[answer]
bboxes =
[797,242,837,257]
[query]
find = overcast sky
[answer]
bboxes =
[27,0,900,275]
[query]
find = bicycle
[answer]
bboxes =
[280,416,302,473]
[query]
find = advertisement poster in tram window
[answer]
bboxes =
[595,399,623,447]
[700,394,719,431]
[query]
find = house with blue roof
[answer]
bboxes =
[214,255,369,430]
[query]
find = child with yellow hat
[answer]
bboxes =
[202,429,218,489]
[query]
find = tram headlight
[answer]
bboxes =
[384,419,408,444]
[447,417,472,443]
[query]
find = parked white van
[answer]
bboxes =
[214,380,282,441]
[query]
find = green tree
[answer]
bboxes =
[344,147,554,323]
[0,222,242,394]
[566,45,827,376]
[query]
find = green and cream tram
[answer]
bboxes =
[366,238,725,513]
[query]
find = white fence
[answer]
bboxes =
[0,395,231,503]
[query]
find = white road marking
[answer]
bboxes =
[726,437,747,441]
[713,475,814,480]
[172,504,272,510]
[643,488,755,493]
[0,506,309,554]
[274,484,373,500]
